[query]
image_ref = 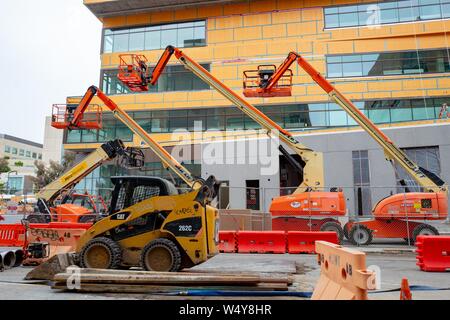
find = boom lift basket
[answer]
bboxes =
[118,54,149,92]
[51,104,102,130]
[243,65,293,97]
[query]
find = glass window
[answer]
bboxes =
[19,149,24,156]
[369,109,391,123]
[145,31,161,50]
[352,150,371,216]
[327,63,343,77]
[129,31,145,51]
[342,62,363,77]
[12,148,17,155]
[391,108,413,122]
[32,152,37,159]
[419,4,441,19]
[38,154,42,160]
[160,29,178,48]
[103,30,113,53]
[101,64,210,95]
[81,130,97,143]
[26,150,31,157]
[113,33,129,52]
[325,14,339,28]
[324,0,448,28]
[339,12,359,27]
[104,20,205,53]
[329,111,348,126]
[4,145,10,153]
[327,49,450,78]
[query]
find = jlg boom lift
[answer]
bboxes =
[28,139,141,224]
[117,46,347,241]
[242,51,448,245]
[51,86,220,271]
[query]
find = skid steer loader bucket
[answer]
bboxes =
[24,252,77,281]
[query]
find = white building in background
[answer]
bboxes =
[0,133,43,194]
[42,116,63,164]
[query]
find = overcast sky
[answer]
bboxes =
[0,0,102,144]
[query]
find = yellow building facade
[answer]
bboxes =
[67,0,450,212]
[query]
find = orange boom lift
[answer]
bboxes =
[116,46,347,241]
[242,51,448,245]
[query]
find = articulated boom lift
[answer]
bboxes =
[29,139,143,224]
[243,51,448,244]
[117,46,347,240]
[50,86,220,271]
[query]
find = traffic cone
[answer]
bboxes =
[400,278,412,300]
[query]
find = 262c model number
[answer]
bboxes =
[178,225,193,232]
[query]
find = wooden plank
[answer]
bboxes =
[52,282,288,293]
[64,268,292,284]
[53,273,264,285]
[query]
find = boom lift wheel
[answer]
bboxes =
[349,224,373,246]
[411,223,439,244]
[140,238,182,272]
[79,237,122,269]
[320,221,344,243]
[343,222,352,240]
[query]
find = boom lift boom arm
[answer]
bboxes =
[36,139,140,213]
[72,86,200,189]
[262,52,447,194]
[135,46,324,193]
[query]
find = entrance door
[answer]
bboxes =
[245,180,260,210]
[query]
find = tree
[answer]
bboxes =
[14,161,24,167]
[0,157,10,193]
[31,152,75,190]
[0,157,10,174]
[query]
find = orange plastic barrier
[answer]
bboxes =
[287,231,339,254]
[416,235,450,272]
[0,224,26,247]
[312,241,376,300]
[218,231,237,253]
[237,231,286,253]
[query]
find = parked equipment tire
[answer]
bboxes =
[411,224,439,244]
[320,221,344,243]
[79,237,122,269]
[78,214,97,223]
[140,238,181,272]
[343,222,352,240]
[27,214,46,223]
[349,224,373,246]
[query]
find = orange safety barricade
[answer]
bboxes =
[416,235,450,272]
[312,241,376,300]
[0,224,26,247]
[218,231,237,253]
[287,231,338,254]
[237,231,286,253]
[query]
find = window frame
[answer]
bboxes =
[326,48,450,78]
[101,20,207,54]
[324,0,450,29]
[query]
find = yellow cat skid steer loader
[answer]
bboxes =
[77,174,220,271]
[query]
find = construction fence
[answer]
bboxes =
[1,184,448,247]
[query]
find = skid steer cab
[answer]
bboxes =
[75,175,220,272]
